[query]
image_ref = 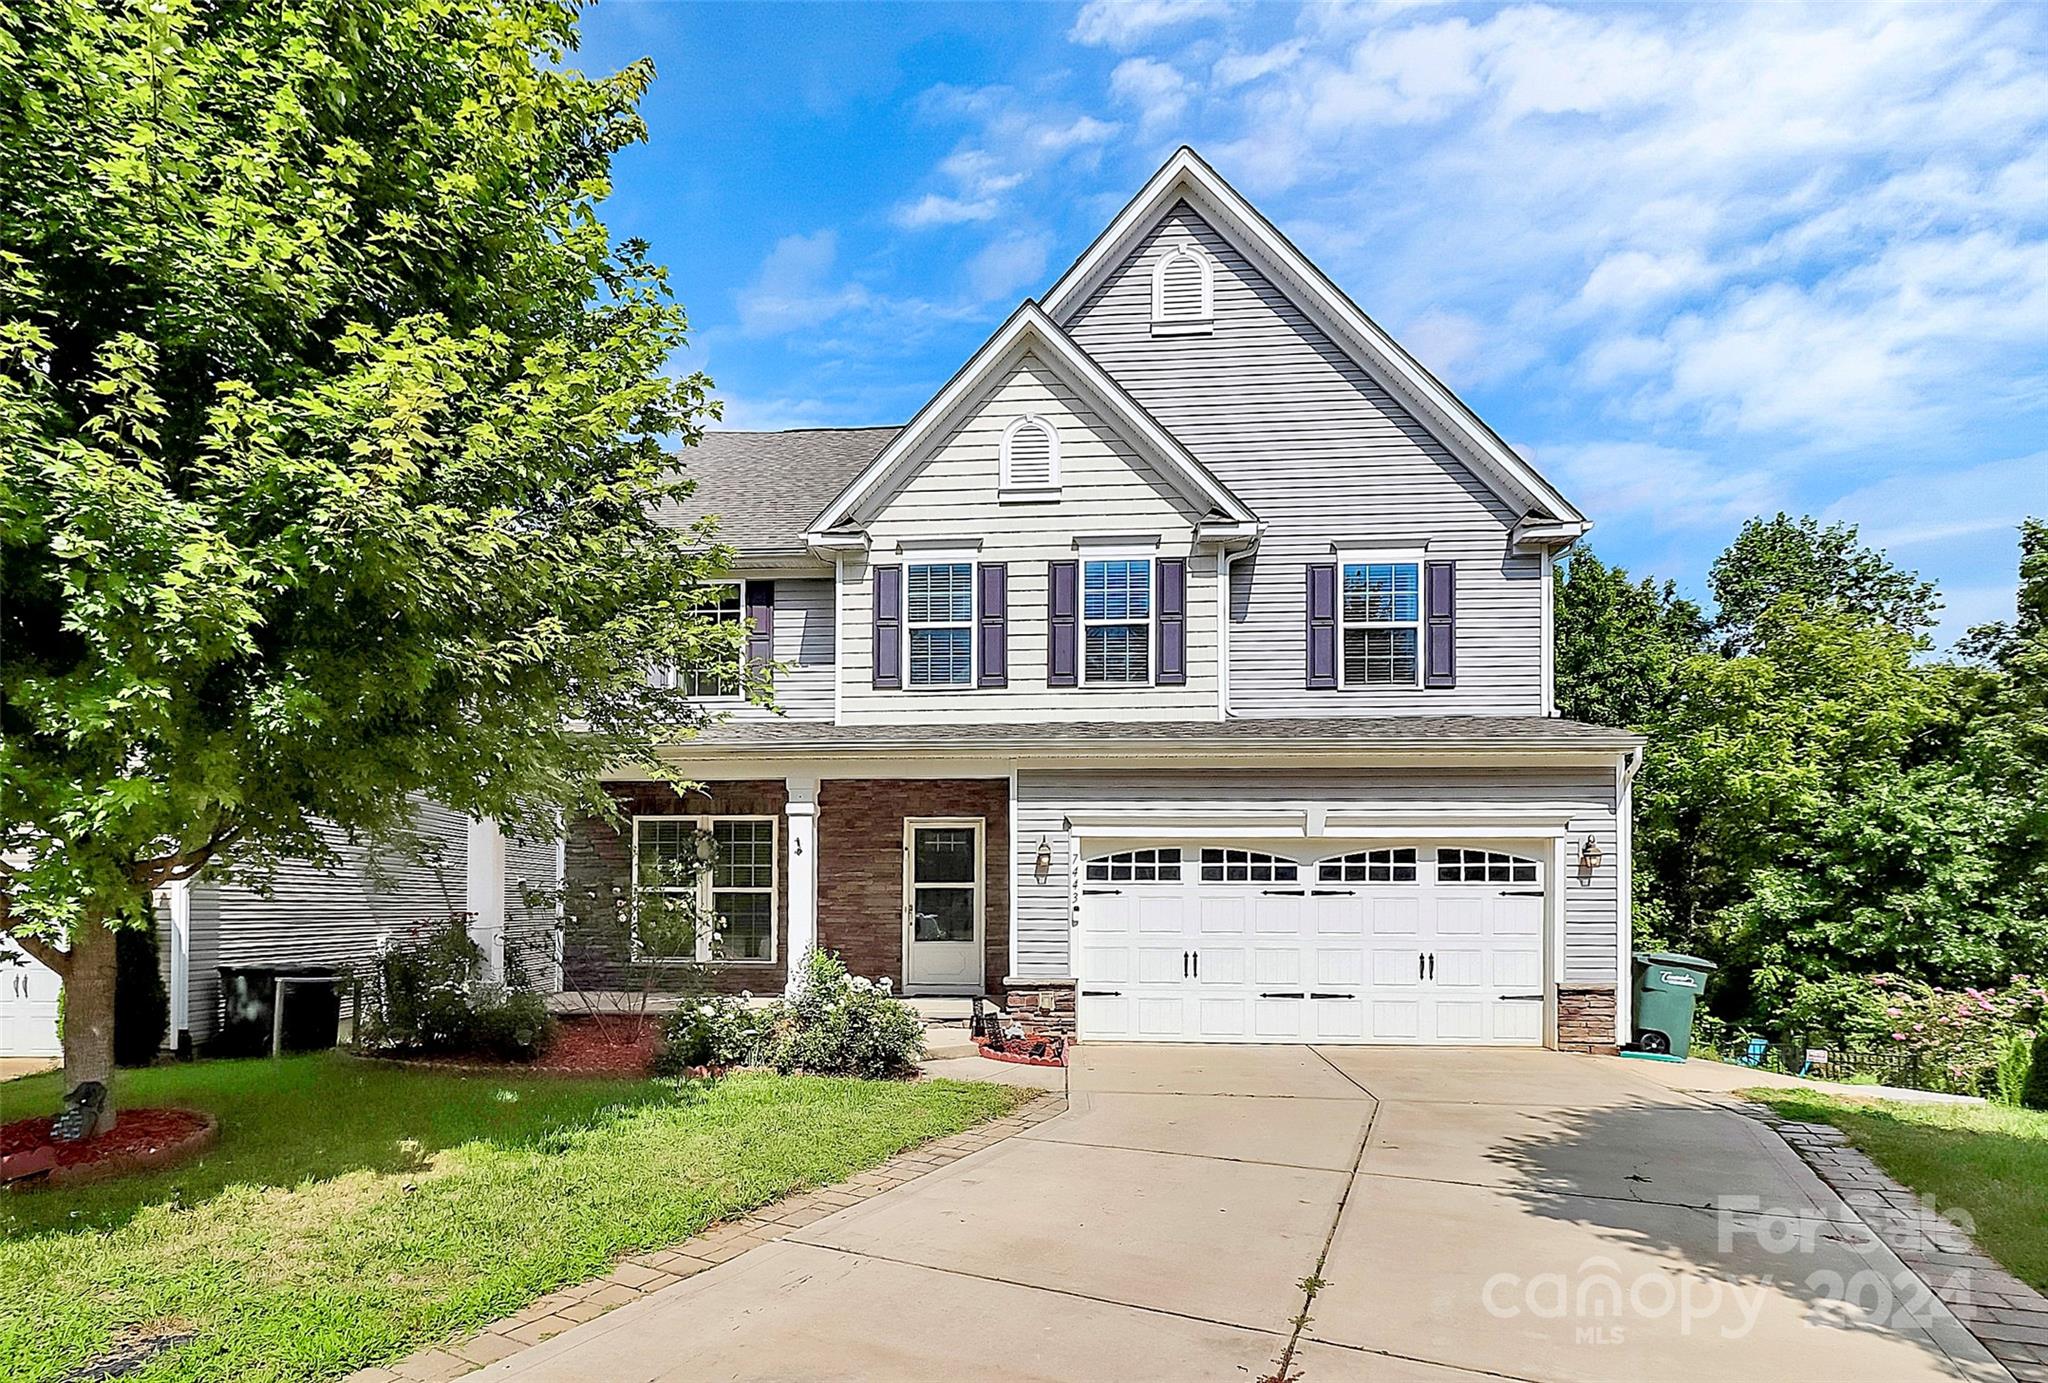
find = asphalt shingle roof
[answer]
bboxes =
[663,427,900,554]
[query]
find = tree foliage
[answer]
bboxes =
[0,0,737,1106]
[1561,518,2047,1032]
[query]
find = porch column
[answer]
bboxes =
[465,817,507,980]
[784,776,820,994]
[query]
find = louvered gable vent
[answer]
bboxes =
[1151,241,1213,331]
[1000,415,1059,493]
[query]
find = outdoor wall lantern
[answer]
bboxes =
[1033,836,1053,884]
[1577,836,1603,877]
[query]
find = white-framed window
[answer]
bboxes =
[1199,848,1299,883]
[1082,556,1153,685]
[650,581,745,700]
[1339,552,1422,688]
[1437,847,1540,885]
[1000,415,1061,495]
[1084,847,1183,883]
[1151,239,1214,334]
[632,815,778,963]
[905,561,975,688]
[1317,847,1418,884]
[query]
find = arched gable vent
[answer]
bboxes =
[1000,414,1060,493]
[1151,239,1214,333]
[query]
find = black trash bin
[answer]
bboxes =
[215,964,350,1057]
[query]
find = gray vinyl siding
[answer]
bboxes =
[728,577,835,722]
[1011,767,1619,984]
[1063,202,1547,717]
[839,353,1219,722]
[503,830,562,990]
[179,798,471,1047]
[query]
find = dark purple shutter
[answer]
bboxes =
[872,565,901,689]
[977,562,1008,688]
[745,581,775,673]
[1156,558,1186,685]
[1047,560,1079,687]
[1305,563,1338,689]
[1424,560,1457,688]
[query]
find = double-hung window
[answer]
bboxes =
[632,816,777,963]
[650,581,744,699]
[1083,557,1152,684]
[906,562,975,687]
[1340,556,1421,687]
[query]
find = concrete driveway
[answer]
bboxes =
[478,1046,2006,1382]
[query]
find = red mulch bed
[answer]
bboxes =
[1,1107,216,1187]
[975,1035,1068,1068]
[368,1015,664,1077]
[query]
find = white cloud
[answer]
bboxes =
[1822,451,2048,549]
[966,232,1053,302]
[1212,39,1305,89]
[1071,0,1234,50]
[1576,250,1719,314]
[892,193,1000,229]
[735,231,871,337]
[1111,57,1191,130]
[1535,441,1782,534]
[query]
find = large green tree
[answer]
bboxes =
[1709,513,1940,654]
[1,0,738,1128]
[1553,547,1707,730]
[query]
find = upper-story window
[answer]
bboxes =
[1083,557,1152,684]
[1000,415,1060,496]
[1341,556,1421,688]
[1151,240,1214,335]
[650,581,744,699]
[906,562,975,687]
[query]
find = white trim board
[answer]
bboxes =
[1040,146,1588,536]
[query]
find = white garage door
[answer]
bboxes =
[1,937,64,1058]
[1077,842,1547,1045]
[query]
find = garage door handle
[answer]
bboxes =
[1260,991,1306,999]
[1262,888,1305,896]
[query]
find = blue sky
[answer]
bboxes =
[576,0,2047,644]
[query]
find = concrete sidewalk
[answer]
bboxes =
[469,1046,2011,1382]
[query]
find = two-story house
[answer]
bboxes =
[565,147,1644,1054]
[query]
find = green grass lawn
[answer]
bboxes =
[1747,1088,2048,1292]
[1,1055,1029,1382]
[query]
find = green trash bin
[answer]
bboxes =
[1631,952,1716,1058]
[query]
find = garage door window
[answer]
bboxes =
[1437,848,1539,884]
[1084,848,1182,882]
[1317,847,1417,883]
[1198,848,1299,883]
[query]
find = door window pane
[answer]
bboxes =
[913,887,976,942]
[913,827,977,883]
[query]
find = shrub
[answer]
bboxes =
[114,924,170,1066]
[2026,1032,2048,1112]
[654,993,766,1075]
[359,915,556,1061]
[1997,1034,2034,1107]
[1784,971,2044,1094]
[758,950,925,1079]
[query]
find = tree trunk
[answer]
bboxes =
[60,913,118,1135]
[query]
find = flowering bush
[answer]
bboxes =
[1784,971,2043,1094]
[654,993,768,1075]
[359,915,556,1061]
[758,950,926,1079]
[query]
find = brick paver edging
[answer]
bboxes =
[1729,1098,2047,1383]
[345,1092,1066,1383]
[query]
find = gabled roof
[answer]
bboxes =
[807,301,1259,540]
[1042,147,1589,532]
[666,427,898,556]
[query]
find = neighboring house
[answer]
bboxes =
[0,807,556,1058]
[569,147,1645,1053]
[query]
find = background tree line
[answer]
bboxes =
[1557,514,2048,1040]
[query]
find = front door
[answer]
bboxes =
[903,819,984,994]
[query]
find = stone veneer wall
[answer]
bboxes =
[563,780,789,995]
[816,778,1009,995]
[1556,984,1619,1054]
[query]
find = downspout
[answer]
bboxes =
[1615,745,1643,1048]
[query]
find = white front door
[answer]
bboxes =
[903,819,984,994]
[1,937,64,1058]
[1077,842,1548,1045]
